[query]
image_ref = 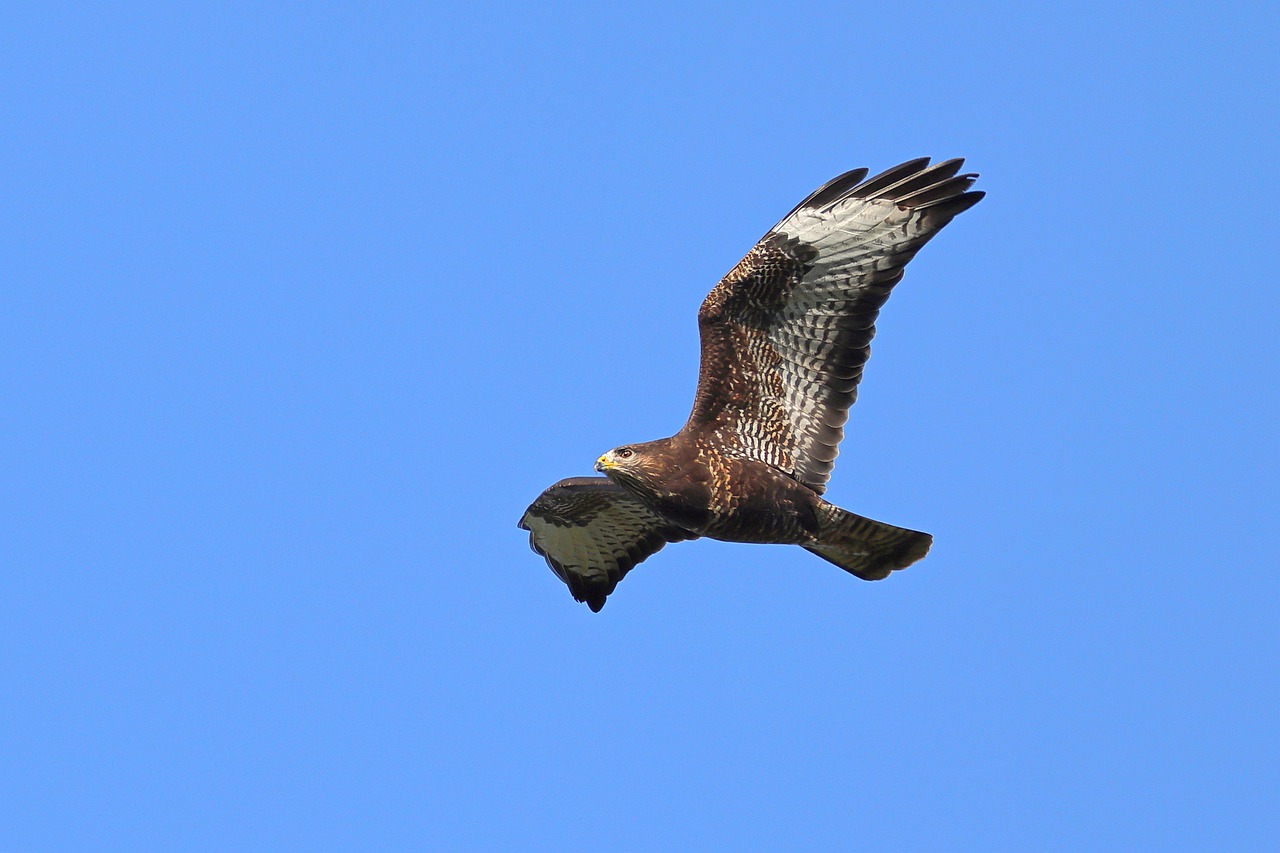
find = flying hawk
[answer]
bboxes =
[519,157,983,611]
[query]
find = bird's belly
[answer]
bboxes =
[639,491,713,533]
[699,500,816,544]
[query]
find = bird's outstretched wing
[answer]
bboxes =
[687,158,983,494]
[518,477,695,611]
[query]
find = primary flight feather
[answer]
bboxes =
[520,157,983,611]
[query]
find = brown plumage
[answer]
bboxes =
[520,158,983,610]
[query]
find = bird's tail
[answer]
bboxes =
[803,503,932,580]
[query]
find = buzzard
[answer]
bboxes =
[519,158,983,611]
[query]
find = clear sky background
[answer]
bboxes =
[3,2,1277,850]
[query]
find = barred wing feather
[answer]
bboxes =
[518,477,695,611]
[687,158,983,494]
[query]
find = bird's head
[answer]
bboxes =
[595,439,674,492]
[595,444,643,479]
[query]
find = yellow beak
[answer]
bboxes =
[595,454,614,472]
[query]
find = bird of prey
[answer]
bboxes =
[519,157,982,611]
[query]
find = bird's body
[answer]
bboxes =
[520,158,983,610]
[600,436,823,543]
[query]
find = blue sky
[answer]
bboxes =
[2,2,1277,849]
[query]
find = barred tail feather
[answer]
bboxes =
[804,504,932,580]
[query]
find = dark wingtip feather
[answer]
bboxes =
[894,174,978,207]
[849,157,933,199]
[921,189,984,217]
[776,158,984,229]
[587,597,605,612]
[780,167,870,221]
[869,158,966,201]
[802,167,870,209]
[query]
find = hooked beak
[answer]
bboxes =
[595,454,613,473]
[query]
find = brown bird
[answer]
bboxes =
[519,158,983,611]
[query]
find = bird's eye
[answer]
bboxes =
[618,447,634,459]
